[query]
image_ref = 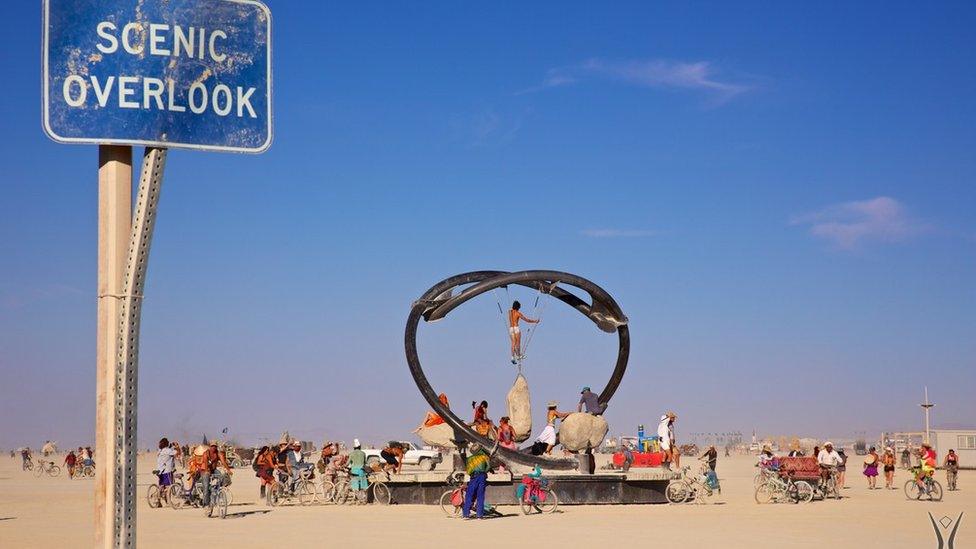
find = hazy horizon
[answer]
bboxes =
[2,1,975,451]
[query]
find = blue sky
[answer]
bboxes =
[1,1,974,450]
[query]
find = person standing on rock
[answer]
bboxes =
[658,412,678,469]
[577,386,606,415]
[531,402,569,455]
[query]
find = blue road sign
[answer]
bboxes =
[43,0,272,153]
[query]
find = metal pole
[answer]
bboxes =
[921,386,934,444]
[95,145,131,549]
[113,147,167,547]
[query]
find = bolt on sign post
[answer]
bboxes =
[42,1,272,546]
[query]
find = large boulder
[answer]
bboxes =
[416,423,456,449]
[507,374,532,442]
[558,413,609,452]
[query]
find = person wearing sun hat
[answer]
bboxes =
[348,439,368,504]
[530,402,566,455]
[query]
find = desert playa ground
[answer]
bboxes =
[1,453,973,548]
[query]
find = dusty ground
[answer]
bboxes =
[0,453,972,548]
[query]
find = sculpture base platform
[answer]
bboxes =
[374,469,679,505]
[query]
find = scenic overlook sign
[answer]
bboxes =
[43,0,272,153]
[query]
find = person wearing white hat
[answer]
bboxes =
[657,412,678,469]
[348,439,368,504]
[817,442,843,495]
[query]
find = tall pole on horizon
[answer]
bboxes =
[920,386,935,444]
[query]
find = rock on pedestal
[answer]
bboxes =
[416,423,456,449]
[558,413,609,452]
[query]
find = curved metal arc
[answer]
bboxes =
[425,270,628,333]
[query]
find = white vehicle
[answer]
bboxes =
[363,441,442,472]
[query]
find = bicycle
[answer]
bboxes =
[22,458,34,472]
[33,460,61,478]
[439,471,503,517]
[905,467,943,501]
[946,465,958,491]
[439,472,467,517]
[754,470,813,504]
[147,470,183,509]
[812,465,841,500]
[268,467,322,506]
[368,472,392,505]
[518,474,557,514]
[667,462,722,504]
[169,471,231,518]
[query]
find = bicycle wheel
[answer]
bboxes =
[333,483,352,505]
[48,465,61,477]
[537,489,558,514]
[147,485,161,508]
[371,482,392,505]
[169,484,187,509]
[666,481,690,504]
[928,481,943,502]
[268,482,284,507]
[794,481,814,503]
[320,481,336,505]
[904,480,922,500]
[754,483,776,504]
[82,465,94,477]
[297,480,316,506]
[439,490,461,517]
[214,490,229,519]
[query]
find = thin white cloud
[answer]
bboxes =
[791,197,928,249]
[581,228,659,238]
[517,58,752,104]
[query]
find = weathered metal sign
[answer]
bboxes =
[43,0,272,153]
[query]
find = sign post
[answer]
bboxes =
[43,1,272,546]
[95,145,131,548]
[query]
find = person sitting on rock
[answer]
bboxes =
[577,386,607,415]
[471,400,495,437]
[421,393,450,427]
[497,417,517,450]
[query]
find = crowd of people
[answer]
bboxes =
[758,440,961,495]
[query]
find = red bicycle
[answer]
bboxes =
[518,475,558,514]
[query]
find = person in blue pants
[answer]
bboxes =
[462,444,491,519]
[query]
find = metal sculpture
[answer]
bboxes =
[405,270,630,470]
